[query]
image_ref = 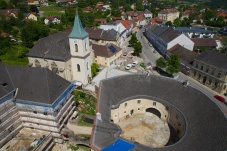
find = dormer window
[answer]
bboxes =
[77,64,81,72]
[75,44,78,52]
[35,59,41,67]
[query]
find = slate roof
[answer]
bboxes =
[27,29,71,61]
[101,29,118,41]
[174,27,213,34]
[68,10,88,39]
[168,44,199,63]
[0,63,71,105]
[195,50,227,70]
[159,28,181,43]
[191,38,217,47]
[92,43,121,58]
[90,74,227,151]
[0,63,15,99]
[85,27,102,40]
[158,9,179,14]
[152,25,169,36]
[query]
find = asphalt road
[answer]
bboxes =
[136,29,161,66]
[137,27,227,116]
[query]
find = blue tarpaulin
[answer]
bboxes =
[102,138,135,151]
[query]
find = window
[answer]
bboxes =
[75,44,78,52]
[215,81,218,87]
[217,72,221,78]
[206,67,209,73]
[35,59,41,67]
[209,79,212,85]
[138,108,140,110]
[137,100,141,104]
[44,112,47,115]
[124,111,126,113]
[87,62,89,70]
[194,71,196,77]
[200,65,203,70]
[198,74,201,80]
[211,69,215,75]
[33,111,37,114]
[153,102,156,106]
[195,63,198,68]
[51,62,58,73]
[125,103,127,107]
[77,64,80,72]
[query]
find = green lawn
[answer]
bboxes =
[43,11,64,17]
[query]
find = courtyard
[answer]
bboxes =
[117,113,170,148]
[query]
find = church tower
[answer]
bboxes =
[68,10,91,85]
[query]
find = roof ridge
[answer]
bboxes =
[5,65,15,89]
[45,69,51,103]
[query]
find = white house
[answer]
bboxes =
[44,16,61,25]
[144,9,152,19]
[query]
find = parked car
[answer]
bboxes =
[125,64,132,70]
[214,95,226,103]
[132,61,138,67]
[128,44,133,47]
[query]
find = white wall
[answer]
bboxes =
[100,25,117,31]
[167,34,194,51]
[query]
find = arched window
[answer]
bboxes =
[35,59,41,67]
[85,43,87,51]
[87,62,89,70]
[77,64,80,72]
[51,62,58,73]
[75,44,78,52]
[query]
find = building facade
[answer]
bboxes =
[158,9,179,23]
[0,63,76,148]
[190,50,227,95]
[27,11,92,85]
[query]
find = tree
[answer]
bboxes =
[16,46,29,58]
[0,0,7,9]
[136,1,143,11]
[156,57,167,68]
[220,37,227,54]
[129,33,137,46]
[91,63,99,78]
[173,18,181,26]
[166,54,180,74]
[133,41,142,56]
[165,21,173,26]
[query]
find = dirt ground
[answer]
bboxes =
[1,128,49,151]
[117,113,170,148]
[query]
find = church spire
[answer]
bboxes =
[68,9,88,39]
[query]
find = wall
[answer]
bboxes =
[110,98,186,140]
[167,34,194,51]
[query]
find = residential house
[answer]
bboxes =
[144,24,194,56]
[85,27,119,46]
[191,38,217,51]
[0,9,20,18]
[174,27,214,38]
[23,13,37,21]
[27,11,92,85]
[92,43,122,67]
[112,16,122,20]
[167,44,199,75]
[220,26,227,36]
[83,6,93,13]
[95,5,106,11]
[149,17,164,25]
[27,0,39,5]
[181,10,191,20]
[158,9,180,23]
[0,63,76,148]
[94,18,106,24]
[190,50,227,95]
[144,9,153,19]
[99,20,133,46]
[44,16,61,25]
[126,11,144,20]
[96,1,104,6]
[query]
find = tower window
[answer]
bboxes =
[87,62,89,70]
[85,43,87,51]
[75,44,78,52]
[77,64,80,72]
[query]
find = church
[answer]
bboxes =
[27,11,92,85]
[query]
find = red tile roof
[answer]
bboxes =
[121,20,132,29]
[182,10,191,15]
[191,38,217,47]
[83,6,93,12]
[96,5,105,9]
[159,9,179,14]
[93,43,121,58]
[150,17,164,24]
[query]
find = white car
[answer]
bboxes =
[132,61,138,67]
[125,64,132,70]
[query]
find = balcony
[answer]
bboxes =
[18,111,55,121]
[22,123,59,133]
[21,117,59,127]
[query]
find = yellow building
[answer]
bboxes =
[190,50,227,95]
[92,43,122,67]
[24,13,37,21]
[158,9,180,23]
